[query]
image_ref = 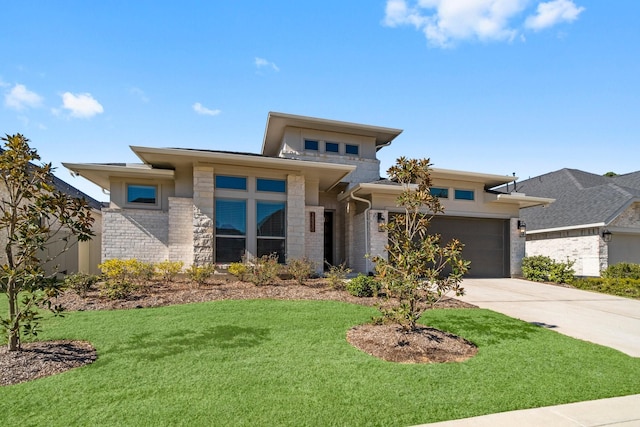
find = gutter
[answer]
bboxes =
[345,188,372,273]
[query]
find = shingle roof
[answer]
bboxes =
[513,169,640,230]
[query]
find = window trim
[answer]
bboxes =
[325,141,339,153]
[256,178,286,193]
[429,187,449,199]
[454,189,475,201]
[304,139,319,151]
[125,183,160,208]
[215,175,248,191]
[345,144,359,156]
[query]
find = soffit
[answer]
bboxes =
[261,112,403,157]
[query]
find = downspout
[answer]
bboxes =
[348,191,372,273]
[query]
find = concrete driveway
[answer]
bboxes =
[458,278,640,357]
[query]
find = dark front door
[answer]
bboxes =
[324,211,334,268]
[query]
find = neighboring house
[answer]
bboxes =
[0,165,103,276]
[516,168,640,276]
[63,112,551,277]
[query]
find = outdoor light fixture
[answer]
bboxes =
[518,220,526,237]
[377,212,386,231]
[602,229,613,242]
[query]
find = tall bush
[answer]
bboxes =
[372,157,470,331]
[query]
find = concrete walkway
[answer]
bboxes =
[415,278,640,427]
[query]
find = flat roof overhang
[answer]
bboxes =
[488,193,556,208]
[131,146,356,191]
[62,163,175,190]
[261,111,403,157]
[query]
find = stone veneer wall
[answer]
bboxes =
[287,175,305,261]
[168,197,194,266]
[193,166,214,265]
[526,229,604,276]
[305,206,325,274]
[102,208,169,262]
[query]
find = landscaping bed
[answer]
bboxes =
[1,277,476,385]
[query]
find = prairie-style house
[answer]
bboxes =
[64,112,552,277]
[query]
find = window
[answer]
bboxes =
[127,184,157,204]
[429,187,449,198]
[215,199,246,263]
[325,142,339,153]
[304,139,319,151]
[257,201,286,262]
[454,189,475,201]
[215,175,247,190]
[345,144,359,155]
[257,178,286,193]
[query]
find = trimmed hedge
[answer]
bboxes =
[572,277,640,300]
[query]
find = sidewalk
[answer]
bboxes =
[416,393,640,426]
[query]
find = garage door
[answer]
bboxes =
[428,216,510,278]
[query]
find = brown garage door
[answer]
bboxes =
[428,216,510,278]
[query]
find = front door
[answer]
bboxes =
[324,211,334,268]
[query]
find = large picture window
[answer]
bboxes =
[215,199,247,263]
[257,201,286,262]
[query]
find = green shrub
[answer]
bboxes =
[572,277,640,299]
[156,260,184,282]
[228,262,249,282]
[186,264,215,285]
[286,258,315,285]
[248,254,281,286]
[131,260,156,283]
[99,280,138,300]
[325,263,352,290]
[346,274,380,297]
[63,272,100,298]
[98,259,140,299]
[522,255,575,284]
[601,263,640,279]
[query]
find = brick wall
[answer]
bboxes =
[526,230,604,276]
[305,206,325,274]
[102,208,169,262]
[168,197,194,266]
[510,218,525,277]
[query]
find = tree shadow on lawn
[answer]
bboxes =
[426,309,545,346]
[103,325,271,363]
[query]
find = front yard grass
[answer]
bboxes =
[2,299,640,426]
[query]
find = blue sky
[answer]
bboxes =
[2,1,638,202]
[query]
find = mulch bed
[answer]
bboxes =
[1,278,478,386]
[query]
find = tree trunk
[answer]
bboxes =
[7,282,19,351]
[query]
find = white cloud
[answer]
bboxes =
[525,0,584,31]
[383,0,584,47]
[255,57,280,72]
[193,102,221,117]
[5,84,43,110]
[61,92,104,118]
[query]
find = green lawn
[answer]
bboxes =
[1,299,639,426]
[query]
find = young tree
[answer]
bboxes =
[0,134,94,351]
[373,157,470,331]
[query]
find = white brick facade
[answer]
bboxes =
[168,197,194,266]
[526,228,605,276]
[102,208,169,262]
[305,205,325,274]
[510,218,526,277]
